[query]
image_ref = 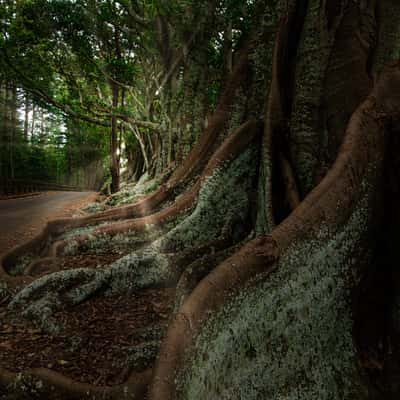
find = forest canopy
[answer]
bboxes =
[0,0,254,191]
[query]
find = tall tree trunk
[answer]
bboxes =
[4,82,11,179]
[23,93,29,141]
[30,104,36,138]
[9,84,17,179]
[0,79,5,179]
[110,82,120,194]
[223,20,233,76]
[40,109,45,144]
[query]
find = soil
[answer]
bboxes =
[0,287,174,386]
[29,250,128,277]
[0,190,175,394]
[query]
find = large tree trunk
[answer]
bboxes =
[150,65,399,399]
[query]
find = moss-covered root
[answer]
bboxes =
[1,119,260,281]
[11,124,258,332]
[177,197,373,400]
[149,64,400,400]
[8,247,175,333]
[173,243,242,314]
[9,127,259,333]
[0,367,151,400]
[9,136,259,332]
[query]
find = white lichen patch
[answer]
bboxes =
[57,221,111,242]
[157,146,258,253]
[9,246,172,332]
[177,183,374,400]
[80,201,105,214]
[59,224,166,257]
[103,244,172,295]
[9,143,259,330]
[62,239,81,256]
[8,254,37,276]
[104,174,162,207]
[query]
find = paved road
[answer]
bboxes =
[0,191,97,256]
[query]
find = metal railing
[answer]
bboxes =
[0,178,83,196]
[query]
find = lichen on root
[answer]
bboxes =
[8,138,259,333]
[177,188,373,400]
[0,367,151,400]
[148,63,400,400]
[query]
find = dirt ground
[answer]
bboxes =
[0,190,175,393]
[0,287,174,386]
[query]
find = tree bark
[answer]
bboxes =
[110,82,120,194]
[23,92,29,141]
[149,61,400,400]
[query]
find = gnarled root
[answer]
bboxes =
[1,119,261,283]
[9,133,259,332]
[0,367,151,400]
[9,248,175,334]
[0,40,255,290]
[148,63,400,400]
[173,242,244,313]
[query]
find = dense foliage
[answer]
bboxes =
[0,0,255,191]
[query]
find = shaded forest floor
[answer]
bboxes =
[0,286,174,386]
[0,186,176,394]
[0,175,393,397]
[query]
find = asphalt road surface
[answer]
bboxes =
[0,191,97,256]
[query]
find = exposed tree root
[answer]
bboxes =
[1,118,261,285]
[0,114,261,396]
[0,367,151,400]
[278,152,300,211]
[173,242,244,313]
[148,63,400,399]
[0,38,256,288]
[256,0,307,232]
[23,257,62,276]
[7,119,260,337]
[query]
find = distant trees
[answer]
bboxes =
[0,0,255,192]
[0,80,107,187]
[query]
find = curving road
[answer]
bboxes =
[0,191,97,256]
